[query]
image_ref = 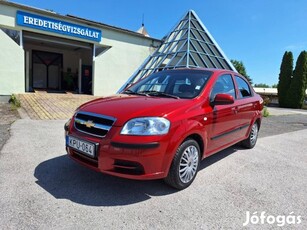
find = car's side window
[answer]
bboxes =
[210,74,236,101]
[235,76,252,98]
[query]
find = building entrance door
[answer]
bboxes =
[81,65,92,94]
[32,50,62,90]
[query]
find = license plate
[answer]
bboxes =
[66,136,97,157]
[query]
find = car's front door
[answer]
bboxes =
[205,74,240,155]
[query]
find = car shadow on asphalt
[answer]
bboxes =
[198,144,244,171]
[34,155,174,206]
[34,145,243,206]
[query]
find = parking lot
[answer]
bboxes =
[0,105,306,229]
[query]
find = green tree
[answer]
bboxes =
[287,51,307,108]
[277,51,293,107]
[271,83,278,88]
[254,83,270,88]
[230,59,253,84]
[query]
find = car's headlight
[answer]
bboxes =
[121,117,170,135]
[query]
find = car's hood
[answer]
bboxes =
[77,94,193,126]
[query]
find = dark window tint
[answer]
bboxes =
[235,76,252,98]
[210,74,236,101]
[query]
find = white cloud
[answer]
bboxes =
[284,42,307,51]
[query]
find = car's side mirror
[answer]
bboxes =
[211,93,234,106]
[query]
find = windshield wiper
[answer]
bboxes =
[122,89,149,96]
[139,91,179,99]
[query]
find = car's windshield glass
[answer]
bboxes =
[125,70,212,99]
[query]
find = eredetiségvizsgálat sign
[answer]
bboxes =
[16,11,102,42]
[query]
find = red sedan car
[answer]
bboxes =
[65,68,263,189]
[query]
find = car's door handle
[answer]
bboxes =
[232,107,238,114]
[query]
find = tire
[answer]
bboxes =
[241,122,259,149]
[164,139,200,190]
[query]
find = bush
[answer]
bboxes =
[262,107,269,117]
[262,96,271,106]
[9,94,21,108]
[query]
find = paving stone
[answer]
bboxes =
[18,93,99,120]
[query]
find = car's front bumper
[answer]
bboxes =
[66,126,175,180]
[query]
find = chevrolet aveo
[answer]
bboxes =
[65,69,263,189]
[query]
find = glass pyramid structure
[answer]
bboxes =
[119,10,235,92]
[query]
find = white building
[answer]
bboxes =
[0,1,161,96]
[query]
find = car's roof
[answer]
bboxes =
[158,68,237,74]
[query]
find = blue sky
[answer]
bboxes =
[11,0,307,86]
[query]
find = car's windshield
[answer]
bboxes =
[124,70,212,99]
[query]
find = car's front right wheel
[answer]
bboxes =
[164,139,200,190]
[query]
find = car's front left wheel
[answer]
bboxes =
[164,139,200,190]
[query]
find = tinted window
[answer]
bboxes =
[127,70,212,99]
[235,76,252,98]
[210,74,236,101]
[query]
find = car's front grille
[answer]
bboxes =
[74,111,116,137]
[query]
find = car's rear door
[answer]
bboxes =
[233,75,256,138]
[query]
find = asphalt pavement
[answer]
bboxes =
[0,108,306,229]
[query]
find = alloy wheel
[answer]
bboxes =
[179,145,199,183]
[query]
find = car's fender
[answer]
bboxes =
[160,117,208,175]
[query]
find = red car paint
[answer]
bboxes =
[65,68,263,184]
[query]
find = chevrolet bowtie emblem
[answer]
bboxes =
[84,120,95,128]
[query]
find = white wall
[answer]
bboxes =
[0,5,16,28]
[93,30,156,96]
[0,29,25,95]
